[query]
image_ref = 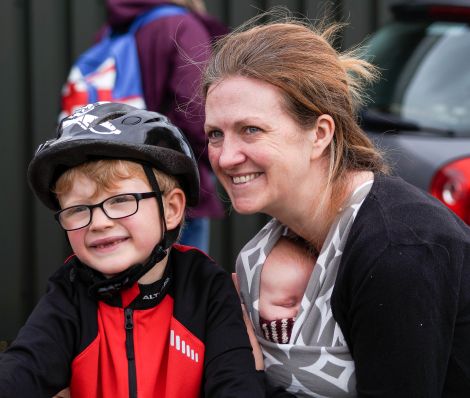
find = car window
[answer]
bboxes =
[365,21,470,136]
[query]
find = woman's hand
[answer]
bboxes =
[232,273,265,371]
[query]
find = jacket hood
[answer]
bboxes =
[105,0,229,37]
[106,0,172,28]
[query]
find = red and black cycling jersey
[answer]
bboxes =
[0,245,264,398]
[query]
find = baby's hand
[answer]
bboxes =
[53,388,70,398]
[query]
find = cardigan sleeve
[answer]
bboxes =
[335,241,459,398]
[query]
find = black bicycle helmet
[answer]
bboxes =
[28,101,199,210]
[27,102,200,298]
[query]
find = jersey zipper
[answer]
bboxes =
[125,307,138,398]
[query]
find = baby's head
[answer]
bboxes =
[28,102,199,294]
[259,236,315,343]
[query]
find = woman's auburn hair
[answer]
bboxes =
[202,12,389,189]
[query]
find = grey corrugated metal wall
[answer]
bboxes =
[0,0,396,341]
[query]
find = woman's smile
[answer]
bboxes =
[231,173,262,185]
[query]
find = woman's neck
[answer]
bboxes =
[277,170,374,253]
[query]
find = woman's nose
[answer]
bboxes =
[217,136,246,170]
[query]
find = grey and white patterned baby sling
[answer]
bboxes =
[236,180,373,397]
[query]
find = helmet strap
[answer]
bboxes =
[86,244,167,300]
[142,164,180,249]
[142,164,173,249]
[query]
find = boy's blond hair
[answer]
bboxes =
[53,159,181,199]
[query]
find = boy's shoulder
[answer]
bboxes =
[48,255,98,300]
[170,244,221,269]
[47,255,78,284]
[169,244,229,281]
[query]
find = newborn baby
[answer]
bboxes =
[259,236,315,344]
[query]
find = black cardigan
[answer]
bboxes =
[332,173,470,397]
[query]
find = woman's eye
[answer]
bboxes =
[206,130,223,142]
[246,126,261,134]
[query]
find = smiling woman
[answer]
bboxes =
[202,10,470,398]
[205,76,318,218]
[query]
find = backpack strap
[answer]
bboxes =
[129,5,189,34]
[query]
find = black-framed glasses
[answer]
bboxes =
[55,192,157,231]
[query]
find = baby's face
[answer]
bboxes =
[57,173,162,278]
[259,240,313,321]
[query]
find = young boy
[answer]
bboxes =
[0,102,263,397]
[259,236,315,344]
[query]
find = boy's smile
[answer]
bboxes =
[89,236,130,251]
[58,173,163,279]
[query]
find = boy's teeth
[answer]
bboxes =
[96,238,125,248]
[233,173,259,184]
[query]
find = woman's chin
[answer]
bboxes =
[231,199,263,215]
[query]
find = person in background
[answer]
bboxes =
[0,102,263,397]
[104,0,226,252]
[202,11,470,397]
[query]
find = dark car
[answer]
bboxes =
[361,0,470,224]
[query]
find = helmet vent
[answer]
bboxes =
[144,117,163,124]
[95,111,128,125]
[122,116,142,125]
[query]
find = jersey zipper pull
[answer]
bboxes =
[124,307,137,397]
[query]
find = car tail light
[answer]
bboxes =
[429,6,470,21]
[392,4,470,22]
[430,157,470,224]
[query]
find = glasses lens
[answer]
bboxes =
[103,194,138,219]
[59,206,91,230]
